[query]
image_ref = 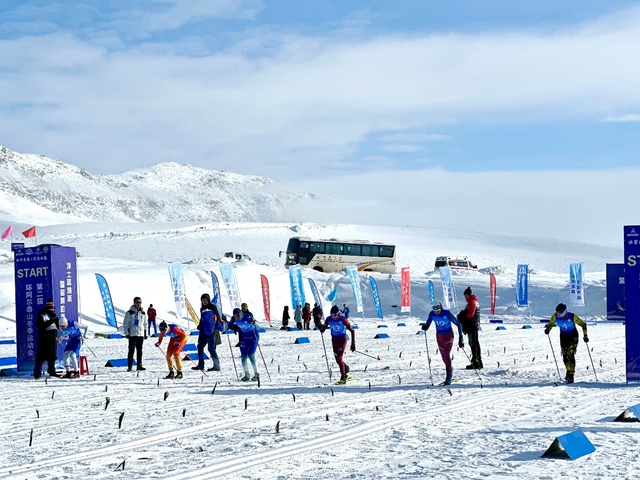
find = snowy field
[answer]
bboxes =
[0,222,637,479]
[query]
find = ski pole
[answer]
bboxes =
[183,344,208,377]
[257,344,271,381]
[461,346,483,388]
[319,330,332,380]
[354,350,381,361]
[585,340,598,381]
[226,332,240,380]
[547,334,562,381]
[82,341,99,359]
[423,330,434,386]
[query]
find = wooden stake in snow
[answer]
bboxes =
[326,414,329,421]
[245,398,248,410]
[376,406,379,411]
[105,397,111,410]
[114,460,125,471]
[276,421,280,433]
[105,385,108,392]
[292,393,296,402]
[29,428,33,447]
[364,364,368,372]
[331,389,334,397]
[35,409,39,419]
[51,391,55,400]
[212,382,218,394]
[163,391,169,401]
[118,412,125,429]
[182,409,186,417]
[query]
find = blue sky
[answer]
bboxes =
[1,1,640,245]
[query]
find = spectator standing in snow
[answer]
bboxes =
[294,304,303,330]
[33,299,61,379]
[312,303,323,329]
[193,293,223,371]
[281,306,290,330]
[240,303,254,321]
[320,305,356,384]
[228,307,260,381]
[544,303,589,384]
[458,287,482,370]
[58,316,84,378]
[155,321,188,379]
[342,304,350,319]
[422,301,464,385]
[302,303,311,330]
[147,304,157,336]
[123,297,146,372]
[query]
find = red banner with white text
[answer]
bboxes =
[401,267,411,313]
[489,273,496,315]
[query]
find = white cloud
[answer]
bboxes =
[605,113,640,122]
[381,133,451,142]
[382,144,422,153]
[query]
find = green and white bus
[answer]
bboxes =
[281,237,396,273]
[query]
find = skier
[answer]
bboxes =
[422,301,464,385]
[33,299,61,379]
[320,305,356,384]
[193,293,223,371]
[228,307,260,381]
[459,287,482,369]
[544,303,589,384]
[155,321,188,379]
[58,317,84,378]
[342,304,350,319]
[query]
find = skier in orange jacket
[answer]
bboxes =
[155,321,188,379]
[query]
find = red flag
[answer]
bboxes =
[22,226,37,238]
[1,225,12,240]
[489,273,496,316]
[401,266,411,313]
[260,274,271,323]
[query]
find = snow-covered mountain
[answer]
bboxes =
[0,146,311,224]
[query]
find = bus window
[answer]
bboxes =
[287,238,300,252]
[379,246,394,258]
[310,242,325,254]
[361,244,379,257]
[325,243,343,255]
[344,244,361,256]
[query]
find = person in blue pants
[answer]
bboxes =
[228,307,260,381]
[193,293,223,371]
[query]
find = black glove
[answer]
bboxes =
[544,328,550,335]
[583,335,589,343]
[421,323,429,331]
[350,342,356,352]
[319,325,326,334]
[458,338,464,348]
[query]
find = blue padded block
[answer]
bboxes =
[107,333,123,339]
[496,326,506,330]
[489,319,504,324]
[352,325,359,329]
[377,324,388,328]
[223,329,235,334]
[478,327,482,331]
[257,327,266,333]
[190,330,199,336]
[105,359,135,367]
[614,403,640,422]
[0,357,17,367]
[541,430,595,460]
[295,337,310,344]
[0,368,32,377]
[375,333,390,339]
[0,339,15,345]
[397,323,406,327]
[182,343,198,353]
[522,325,532,329]
[183,352,209,361]
[288,327,300,331]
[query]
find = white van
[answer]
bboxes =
[434,256,477,271]
[224,252,252,261]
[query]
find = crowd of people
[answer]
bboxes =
[31,290,591,386]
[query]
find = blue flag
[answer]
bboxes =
[369,276,383,319]
[308,278,322,307]
[289,264,306,309]
[516,264,529,307]
[210,271,223,317]
[220,264,241,310]
[95,273,117,328]
[428,280,435,305]
[569,263,585,307]
[327,287,338,302]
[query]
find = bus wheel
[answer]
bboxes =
[313,267,324,272]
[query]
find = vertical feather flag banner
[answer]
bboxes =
[369,276,383,320]
[427,280,435,305]
[346,265,364,313]
[327,287,338,303]
[185,297,200,326]
[439,266,457,310]
[220,264,241,310]
[288,264,306,309]
[400,266,411,313]
[569,263,585,307]
[1,225,12,240]
[210,271,223,317]
[260,274,271,323]
[168,262,185,319]
[308,278,322,309]
[489,273,497,315]
[516,264,529,307]
[95,274,117,328]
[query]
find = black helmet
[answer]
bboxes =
[159,321,168,331]
[330,305,340,314]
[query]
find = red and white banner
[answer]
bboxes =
[260,274,271,323]
[489,273,496,315]
[400,266,411,313]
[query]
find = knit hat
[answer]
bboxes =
[463,287,473,296]
[233,308,242,316]
[330,305,340,314]
[555,303,567,314]
[432,301,443,311]
[159,321,168,331]
[201,293,211,302]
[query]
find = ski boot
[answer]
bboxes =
[251,373,260,382]
[207,365,221,372]
[192,365,204,371]
[71,371,80,379]
[337,373,348,385]
[63,371,73,379]
[165,370,175,379]
[443,369,453,386]
[175,371,183,379]
[240,373,251,381]
[565,372,574,384]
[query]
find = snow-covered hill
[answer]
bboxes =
[0,145,311,224]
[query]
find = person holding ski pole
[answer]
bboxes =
[58,316,85,378]
[544,303,589,384]
[193,293,223,372]
[228,307,260,381]
[155,321,188,379]
[319,305,355,384]
[422,301,464,386]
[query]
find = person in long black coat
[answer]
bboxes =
[34,299,61,378]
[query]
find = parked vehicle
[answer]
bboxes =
[434,256,478,271]
[224,252,251,261]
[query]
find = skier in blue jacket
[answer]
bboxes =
[422,301,464,385]
[58,316,84,378]
[193,293,224,371]
[228,307,260,381]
